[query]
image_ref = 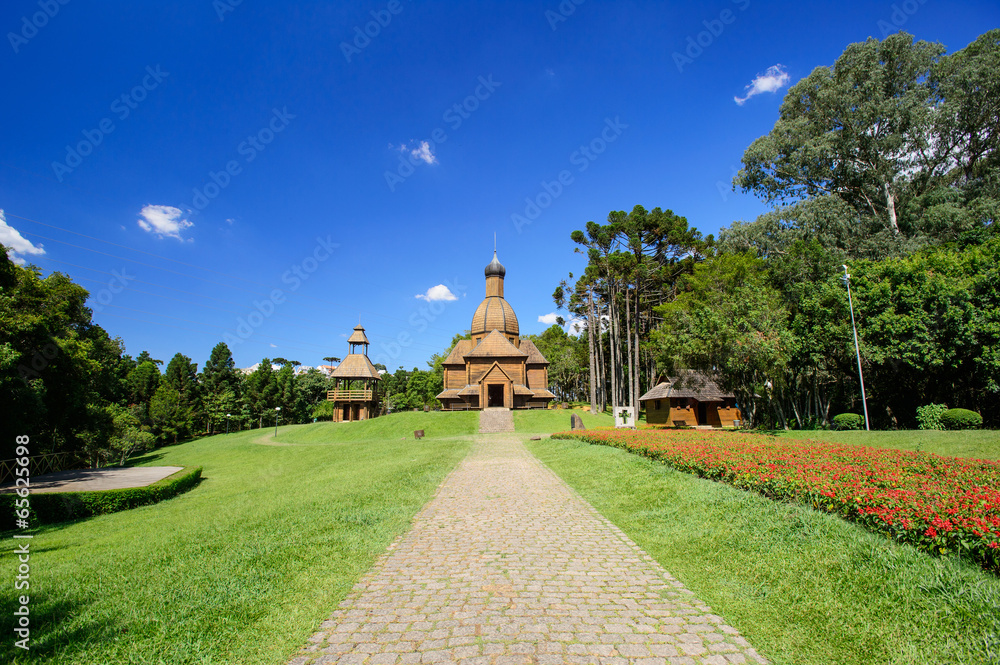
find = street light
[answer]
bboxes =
[274,407,281,438]
[226,413,231,435]
[842,265,870,431]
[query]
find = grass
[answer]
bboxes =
[775,429,1000,461]
[512,408,614,434]
[1,412,475,665]
[527,435,1000,665]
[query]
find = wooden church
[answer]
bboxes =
[436,252,555,410]
[326,324,380,422]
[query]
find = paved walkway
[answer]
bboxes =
[290,435,766,665]
[479,409,515,433]
[0,466,184,494]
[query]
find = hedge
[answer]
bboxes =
[940,408,983,430]
[1,466,202,529]
[832,413,865,430]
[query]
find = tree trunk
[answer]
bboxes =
[884,182,900,235]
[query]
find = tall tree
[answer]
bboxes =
[734,33,948,237]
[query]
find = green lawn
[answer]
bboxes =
[1,413,474,665]
[527,435,1000,665]
[513,408,614,433]
[775,428,1000,461]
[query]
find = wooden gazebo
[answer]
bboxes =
[326,324,380,422]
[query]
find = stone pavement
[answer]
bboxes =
[289,435,767,665]
[478,408,515,433]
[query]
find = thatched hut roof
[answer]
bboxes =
[638,371,732,402]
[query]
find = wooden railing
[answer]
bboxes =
[0,452,76,485]
[327,389,373,401]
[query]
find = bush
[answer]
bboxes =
[832,413,865,430]
[916,403,948,430]
[0,466,202,529]
[940,409,983,430]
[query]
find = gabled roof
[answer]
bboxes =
[519,339,549,365]
[330,353,381,380]
[466,330,526,358]
[638,370,732,402]
[442,339,474,365]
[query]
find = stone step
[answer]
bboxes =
[478,408,514,433]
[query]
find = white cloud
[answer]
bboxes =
[270,343,277,348]
[415,284,458,302]
[734,64,790,106]
[137,204,193,241]
[538,312,560,325]
[0,210,45,265]
[410,140,437,165]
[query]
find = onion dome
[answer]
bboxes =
[485,251,505,278]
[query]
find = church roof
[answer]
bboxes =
[330,353,381,380]
[471,296,519,336]
[530,388,556,399]
[442,339,474,365]
[436,389,462,400]
[347,325,369,345]
[519,339,549,365]
[466,330,527,358]
[512,384,534,396]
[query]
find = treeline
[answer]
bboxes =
[553,30,999,428]
[0,242,461,467]
[0,246,336,465]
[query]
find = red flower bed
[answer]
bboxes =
[553,429,1000,572]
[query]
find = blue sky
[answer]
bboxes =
[1,1,997,372]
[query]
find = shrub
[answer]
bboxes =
[0,466,202,529]
[832,413,864,430]
[916,403,948,430]
[940,409,983,430]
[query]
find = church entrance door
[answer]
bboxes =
[487,384,504,408]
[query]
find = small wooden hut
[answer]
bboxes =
[639,371,741,427]
[326,324,380,422]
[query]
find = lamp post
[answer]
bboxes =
[226,413,231,435]
[842,265,870,431]
[274,406,281,438]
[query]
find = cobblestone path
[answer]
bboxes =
[289,434,767,665]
